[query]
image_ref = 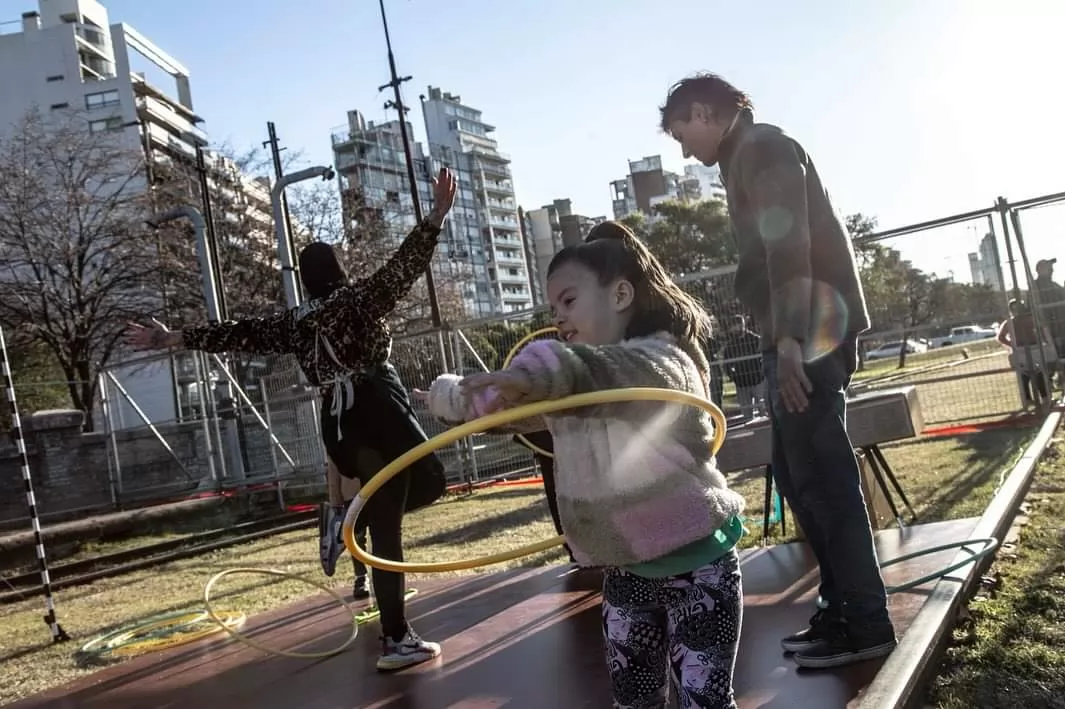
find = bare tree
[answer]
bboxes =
[148,144,285,326]
[0,108,163,428]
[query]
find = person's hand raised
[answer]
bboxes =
[428,168,457,226]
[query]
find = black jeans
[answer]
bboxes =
[762,341,892,635]
[322,364,443,641]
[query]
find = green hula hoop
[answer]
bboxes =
[882,537,999,594]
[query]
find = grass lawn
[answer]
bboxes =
[925,429,1065,709]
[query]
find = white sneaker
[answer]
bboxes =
[318,503,345,577]
[376,627,442,672]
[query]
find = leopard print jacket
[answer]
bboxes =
[182,218,441,394]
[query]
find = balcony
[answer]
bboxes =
[495,271,529,285]
[477,178,513,196]
[477,161,511,179]
[465,144,511,163]
[480,211,520,231]
[144,122,196,159]
[494,252,525,266]
[484,199,516,212]
[139,94,207,146]
[75,27,111,60]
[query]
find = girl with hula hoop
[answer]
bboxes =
[126,168,457,673]
[425,222,747,708]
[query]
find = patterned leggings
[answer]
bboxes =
[602,551,743,709]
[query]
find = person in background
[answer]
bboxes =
[703,316,726,408]
[721,314,765,419]
[660,72,894,669]
[320,457,370,599]
[125,167,457,673]
[1033,258,1065,388]
[996,299,1052,403]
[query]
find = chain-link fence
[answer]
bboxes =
[5,192,1062,528]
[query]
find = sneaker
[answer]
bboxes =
[792,624,897,669]
[780,607,844,654]
[353,577,371,601]
[318,503,345,577]
[376,628,442,672]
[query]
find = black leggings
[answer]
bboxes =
[322,365,443,641]
[519,430,573,560]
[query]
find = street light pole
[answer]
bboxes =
[376,0,442,328]
[270,166,336,309]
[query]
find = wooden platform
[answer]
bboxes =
[12,518,979,709]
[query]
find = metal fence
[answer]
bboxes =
[4,190,1062,527]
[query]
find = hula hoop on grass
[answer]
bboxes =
[108,610,247,657]
[344,387,728,573]
[78,609,246,660]
[203,567,358,659]
[502,327,562,459]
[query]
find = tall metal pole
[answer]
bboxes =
[376,0,442,328]
[194,146,229,321]
[264,122,300,299]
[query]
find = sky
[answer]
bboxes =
[8,0,1065,283]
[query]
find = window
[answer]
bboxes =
[88,117,123,133]
[50,102,69,110]
[46,75,64,82]
[85,90,119,110]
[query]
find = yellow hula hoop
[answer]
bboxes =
[344,387,728,573]
[501,326,560,459]
[108,611,247,658]
[203,567,359,659]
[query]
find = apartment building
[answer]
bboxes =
[330,109,488,318]
[421,87,534,314]
[522,199,605,299]
[0,0,275,430]
[609,155,724,220]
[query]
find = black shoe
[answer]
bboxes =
[780,607,844,654]
[792,624,897,669]
[353,578,371,601]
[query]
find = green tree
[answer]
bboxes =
[621,199,736,275]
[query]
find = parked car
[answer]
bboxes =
[929,325,997,348]
[866,339,930,361]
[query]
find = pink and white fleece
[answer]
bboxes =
[427,332,745,568]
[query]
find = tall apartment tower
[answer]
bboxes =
[967,232,1004,291]
[421,87,534,314]
[329,109,488,318]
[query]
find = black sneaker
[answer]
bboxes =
[793,624,897,669]
[781,608,844,654]
[353,577,371,600]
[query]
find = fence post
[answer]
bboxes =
[0,324,70,643]
[97,371,123,507]
[996,197,1039,408]
[1008,207,1054,408]
[193,352,221,487]
[260,383,285,511]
